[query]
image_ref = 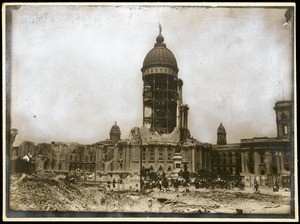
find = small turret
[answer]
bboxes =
[217,123,227,145]
[109,121,121,143]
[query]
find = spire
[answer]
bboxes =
[115,121,117,125]
[156,23,165,45]
[159,22,162,35]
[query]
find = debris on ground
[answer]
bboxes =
[9,174,291,214]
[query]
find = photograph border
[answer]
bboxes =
[2,2,298,222]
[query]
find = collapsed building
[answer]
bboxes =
[9,27,293,187]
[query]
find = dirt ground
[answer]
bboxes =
[9,174,291,214]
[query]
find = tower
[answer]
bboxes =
[109,121,121,143]
[179,104,190,142]
[217,123,227,145]
[141,25,180,134]
[274,101,293,139]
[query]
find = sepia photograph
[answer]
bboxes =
[3,2,297,222]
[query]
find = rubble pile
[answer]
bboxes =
[9,174,106,211]
[9,175,291,214]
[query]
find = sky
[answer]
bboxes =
[8,4,294,146]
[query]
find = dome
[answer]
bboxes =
[142,34,178,71]
[217,123,226,133]
[110,121,120,134]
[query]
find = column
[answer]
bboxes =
[166,76,169,131]
[241,151,245,174]
[276,152,281,174]
[199,148,203,170]
[164,146,167,170]
[265,151,271,174]
[244,151,249,174]
[145,146,148,165]
[152,74,155,130]
[254,151,259,175]
[191,147,195,173]
[186,109,188,129]
[280,152,285,172]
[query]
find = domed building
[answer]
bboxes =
[137,26,211,174]
[12,26,292,190]
[110,121,121,143]
[141,27,181,134]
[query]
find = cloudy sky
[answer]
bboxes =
[8,3,294,146]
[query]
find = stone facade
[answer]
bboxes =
[211,144,241,176]
[240,137,291,187]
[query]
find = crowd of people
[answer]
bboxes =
[65,169,281,194]
[140,171,246,192]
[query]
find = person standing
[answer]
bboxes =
[113,178,116,188]
[254,180,259,193]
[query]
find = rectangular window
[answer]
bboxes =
[284,125,288,135]
[150,148,154,160]
[159,149,164,160]
[176,163,180,168]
